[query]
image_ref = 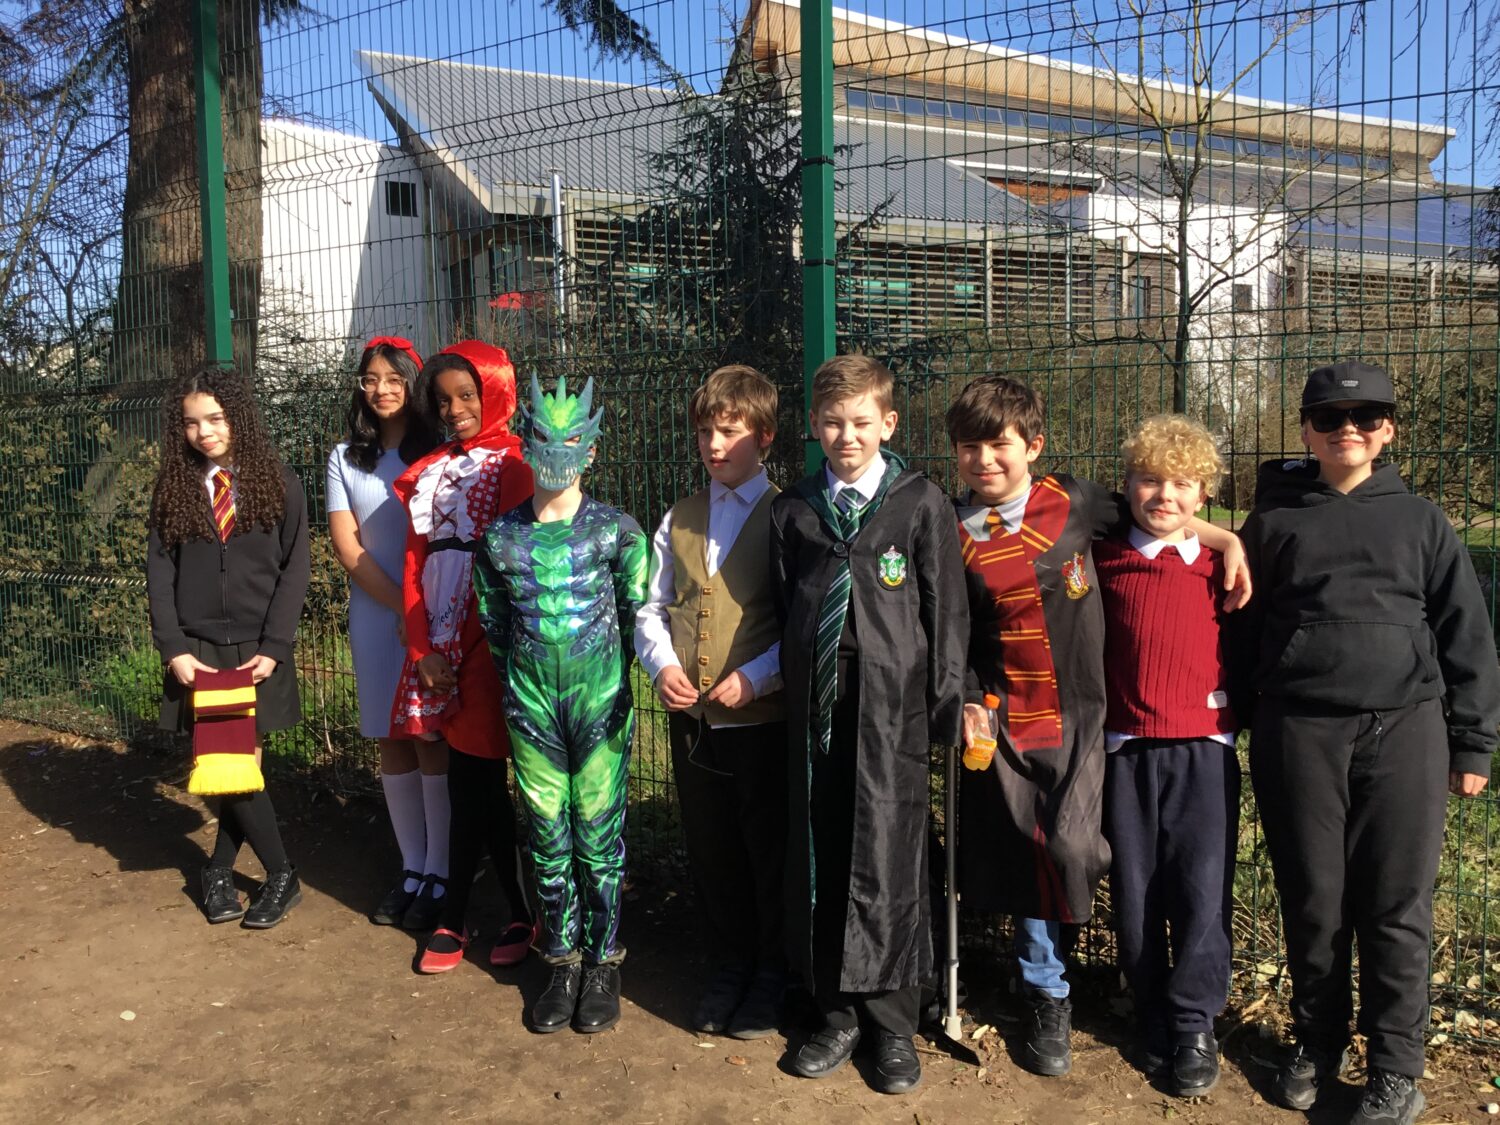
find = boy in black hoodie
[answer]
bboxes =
[1235,361,1499,1125]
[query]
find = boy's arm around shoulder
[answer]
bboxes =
[916,484,969,745]
[1425,515,1500,785]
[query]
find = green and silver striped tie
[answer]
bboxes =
[812,489,866,753]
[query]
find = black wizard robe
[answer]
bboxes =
[955,474,1128,923]
[771,457,968,994]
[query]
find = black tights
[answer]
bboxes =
[438,748,530,938]
[210,790,290,872]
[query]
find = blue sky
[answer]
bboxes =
[261,0,1497,185]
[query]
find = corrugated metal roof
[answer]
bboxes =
[356,50,1055,231]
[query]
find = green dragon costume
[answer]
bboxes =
[473,375,648,967]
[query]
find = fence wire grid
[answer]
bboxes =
[1,0,1497,1045]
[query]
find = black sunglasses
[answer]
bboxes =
[1302,405,1391,434]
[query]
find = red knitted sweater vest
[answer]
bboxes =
[1094,537,1237,738]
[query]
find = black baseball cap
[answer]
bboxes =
[1301,361,1396,409]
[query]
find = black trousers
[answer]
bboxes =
[669,711,788,973]
[1250,696,1448,1078]
[1103,738,1239,1037]
[439,748,529,934]
[809,662,921,1037]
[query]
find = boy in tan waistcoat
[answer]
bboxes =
[634,365,788,1040]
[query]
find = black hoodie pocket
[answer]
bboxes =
[1270,620,1438,705]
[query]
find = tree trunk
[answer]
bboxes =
[113,0,261,387]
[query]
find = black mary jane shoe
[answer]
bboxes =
[871,1032,922,1094]
[573,962,622,1033]
[370,870,421,926]
[242,867,301,929]
[400,874,447,931]
[789,1025,861,1079]
[1170,1032,1220,1097]
[531,962,583,1034]
[201,865,245,924]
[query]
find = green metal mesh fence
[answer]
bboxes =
[0,0,1496,1045]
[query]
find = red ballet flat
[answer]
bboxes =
[417,927,467,974]
[490,918,540,967]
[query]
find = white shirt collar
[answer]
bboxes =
[202,462,233,487]
[825,451,886,506]
[709,467,770,507]
[1130,523,1200,564]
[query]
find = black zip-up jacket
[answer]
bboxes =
[146,465,311,666]
[1232,458,1500,776]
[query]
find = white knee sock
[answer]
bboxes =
[421,772,451,898]
[381,769,426,892]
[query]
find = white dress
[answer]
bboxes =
[326,442,409,738]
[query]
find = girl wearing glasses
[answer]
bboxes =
[1233,361,1500,1125]
[327,337,443,930]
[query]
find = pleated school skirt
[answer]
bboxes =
[158,637,301,736]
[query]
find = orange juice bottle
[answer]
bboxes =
[962,693,1001,770]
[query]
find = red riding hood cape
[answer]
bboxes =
[388,341,533,755]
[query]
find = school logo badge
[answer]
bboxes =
[1061,552,1090,600]
[878,545,908,588]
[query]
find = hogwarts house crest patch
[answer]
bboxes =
[878,545,908,588]
[1061,552,1090,599]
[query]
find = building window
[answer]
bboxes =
[385,180,419,218]
[1130,275,1153,319]
[1232,282,1254,311]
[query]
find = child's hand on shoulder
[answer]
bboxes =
[655,665,701,711]
[1451,772,1489,797]
[236,654,279,684]
[1220,537,1252,612]
[706,670,754,710]
[167,652,215,687]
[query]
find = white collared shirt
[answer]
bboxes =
[1128,523,1201,564]
[1104,524,1234,752]
[633,468,782,726]
[824,450,886,511]
[955,485,1031,541]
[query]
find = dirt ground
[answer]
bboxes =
[3,720,1499,1125]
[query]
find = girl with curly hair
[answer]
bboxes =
[147,365,311,928]
[391,341,535,974]
[326,337,448,929]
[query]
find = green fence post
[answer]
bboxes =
[192,0,233,367]
[800,0,836,475]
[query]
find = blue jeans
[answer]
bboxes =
[1015,916,1068,998]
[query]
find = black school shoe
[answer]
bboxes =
[1021,993,1073,1077]
[1273,1040,1349,1111]
[1170,1032,1220,1097]
[692,963,751,1034]
[242,867,301,929]
[573,962,622,1033]
[871,1033,922,1094]
[370,869,421,926]
[727,970,785,1040]
[1352,1070,1425,1124]
[200,865,245,924]
[532,962,583,1033]
[789,1026,861,1078]
[400,874,447,931]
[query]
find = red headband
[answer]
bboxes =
[363,335,423,370]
